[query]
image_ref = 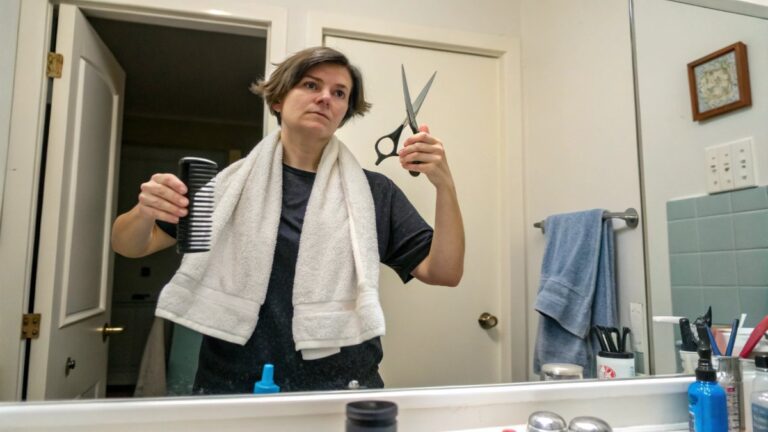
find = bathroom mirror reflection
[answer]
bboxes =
[636,0,768,373]
[1,0,766,404]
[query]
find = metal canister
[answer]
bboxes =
[527,411,567,432]
[717,355,743,432]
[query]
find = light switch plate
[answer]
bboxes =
[629,302,647,353]
[705,146,721,193]
[717,145,735,191]
[733,137,757,189]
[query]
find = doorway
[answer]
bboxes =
[85,16,266,397]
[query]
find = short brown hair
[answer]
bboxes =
[250,47,371,127]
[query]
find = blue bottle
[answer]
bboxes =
[253,364,280,394]
[688,347,727,432]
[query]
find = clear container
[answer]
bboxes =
[717,356,743,431]
[752,356,768,432]
[540,363,583,381]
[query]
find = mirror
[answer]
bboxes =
[4,0,765,405]
[635,0,768,373]
[2,0,527,401]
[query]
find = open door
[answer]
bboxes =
[26,4,125,400]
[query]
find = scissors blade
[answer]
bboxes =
[401,65,419,133]
[411,71,436,116]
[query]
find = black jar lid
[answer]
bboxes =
[346,400,398,424]
[756,355,768,369]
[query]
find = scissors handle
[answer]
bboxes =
[374,123,422,177]
[374,124,404,165]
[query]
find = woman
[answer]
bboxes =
[111,47,464,393]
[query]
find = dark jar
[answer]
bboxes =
[345,400,398,432]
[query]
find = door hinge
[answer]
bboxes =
[46,52,63,78]
[21,313,41,340]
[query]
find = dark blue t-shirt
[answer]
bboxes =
[158,165,432,393]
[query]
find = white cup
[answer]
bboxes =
[596,351,635,379]
[679,349,699,374]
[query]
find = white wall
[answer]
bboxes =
[0,0,21,217]
[0,0,27,402]
[520,0,645,379]
[257,0,521,53]
[636,0,768,374]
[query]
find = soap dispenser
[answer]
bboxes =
[253,364,280,394]
[688,347,727,432]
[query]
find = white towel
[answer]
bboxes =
[155,129,384,360]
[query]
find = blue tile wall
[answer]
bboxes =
[668,186,768,325]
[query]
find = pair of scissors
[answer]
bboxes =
[374,66,437,177]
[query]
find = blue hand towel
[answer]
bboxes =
[533,209,618,378]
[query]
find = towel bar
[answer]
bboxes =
[533,207,639,233]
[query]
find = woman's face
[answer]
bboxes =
[273,63,352,141]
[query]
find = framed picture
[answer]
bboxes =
[687,42,751,121]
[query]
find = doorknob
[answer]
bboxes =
[99,322,125,342]
[478,312,498,329]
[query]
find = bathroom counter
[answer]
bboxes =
[448,423,688,431]
[0,376,692,431]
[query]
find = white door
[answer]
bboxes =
[26,4,125,400]
[327,36,507,388]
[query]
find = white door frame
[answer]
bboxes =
[307,12,527,383]
[1,0,287,401]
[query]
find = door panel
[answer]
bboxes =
[326,36,506,387]
[61,60,115,324]
[27,4,124,400]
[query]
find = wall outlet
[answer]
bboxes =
[717,145,735,191]
[733,137,757,189]
[705,146,721,193]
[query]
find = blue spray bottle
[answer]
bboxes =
[253,364,280,394]
[688,347,727,431]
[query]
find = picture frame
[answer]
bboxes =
[687,42,751,121]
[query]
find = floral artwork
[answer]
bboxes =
[687,42,751,121]
[694,51,739,112]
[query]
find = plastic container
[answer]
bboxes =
[688,348,728,432]
[540,363,583,381]
[596,351,635,379]
[717,356,743,431]
[751,356,768,432]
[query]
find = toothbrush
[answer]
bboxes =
[725,319,739,356]
[740,314,768,358]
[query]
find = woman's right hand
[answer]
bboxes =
[137,173,189,224]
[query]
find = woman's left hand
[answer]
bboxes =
[399,124,454,188]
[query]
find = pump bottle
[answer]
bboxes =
[687,347,727,432]
[253,364,280,394]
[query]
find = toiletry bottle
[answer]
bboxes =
[717,356,742,431]
[253,363,280,394]
[346,400,397,431]
[688,347,728,432]
[751,356,768,431]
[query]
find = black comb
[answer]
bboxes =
[177,157,218,254]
